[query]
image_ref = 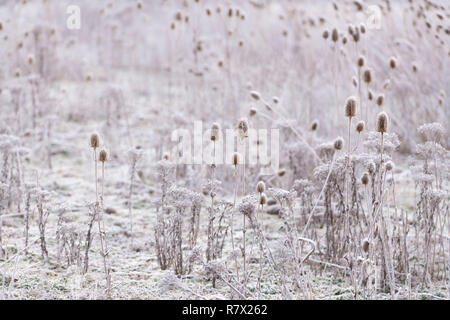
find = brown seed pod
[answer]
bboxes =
[331,28,339,42]
[368,90,373,101]
[232,152,240,166]
[389,56,397,69]
[357,55,365,68]
[362,238,370,252]
[311,120,319,131]
[361,172,369,185]
[356,120,365,133]
[163,153,169,160]
[345,96,357,118]
[249,107,257,117]
[322,30,329,39]
[376,94,384,107]
[363,68,372,84]
[278,169,286,177]
[99,149,108,162]
[210,122,220,141]
[259,193,267,206]
[90,133,100,149]
[334,137,344,150]
[376,111,389,134]
[256,181,266,194]
[250,91,261,100]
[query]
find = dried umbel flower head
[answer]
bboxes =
[259,193,267,206]
[361,172,369,185]
[210,122,220,141]
[250,91,261,100]
[385,161,394,171]
[232,152,240,166]
[322,30,329,39]
[90,133,100,149]
[256,181,266,194]
[331,28,339,42]
[334,137,344,150]
[345,96,357,118]
[376,111,389,134]
[311,120,319,131]
[356,120,365,133]
[249,107,257,117]
[363,68,372,84]
[237,117,249,140]
[99,149,108,162]
[376,94,384,107]
[389,56,397,69]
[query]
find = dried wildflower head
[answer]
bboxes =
[232,152,240,167]
[376,94,384,107]
[311,120,319,131]
[250,91,260,100]
[356,120,365,133]
[389,56,397,69]
[345,96,357,118]
[363,68,372,84]
[90,133,100,149]
[334,137,344,150]
[361,172,369,185]
[237,118,249,140]
[360,23,366,34]
[342,36,347,45]
[256,181,266,194]
[362,238,369,253]
[385,161,394,171]
[259,193,267,206]
[331,28,339,42]
[210,122,220,141]
[237,196,255,216]
[357,55,365,68]
[322,30,329,39]
[99,149,108,162]
[376,111,389,134]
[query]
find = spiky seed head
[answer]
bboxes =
[322,30,329,39]
[353,27,360,42]
[331,28,339,42]
[362,238,370,252]
[389,56,397,69]
[357,56,365,68]
[249,107,257,117]
[259,193,267,206]
[376,94,384,107]
[376,111,389,134]
[363,68,372,84]
[311,120,319,131]
[345,96,357,118]
[348,24,354,35]
[237,117,249,140]
[232,152,240,166]
[385,161,394,171]
[334,137,344,150]
[90,133,100,149]
[356,120,365,133]
[99,149,108,162]
[250,91,260,100]
[256,181,266,194]
[361,172,369,185]
[360,23,366,34]
[210,122,220,141]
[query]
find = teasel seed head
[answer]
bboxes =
[376,111,389,134]
[259,193,267,206]
[352,76,358,88]
[273,96,279,104]
[362,238,370,253]
[331,28,339,42]
[368,90,373,101]
[345,96,357,118]
[256,181,266,194]
[250,90,261,101]
[237,117,249,140]
[322,30,329,39]
[389,56,397,69]
[311,120,319,131]
[99,149,108,163]
[232,152,240,167]
[90,133,100,149]
[361,172,369,185]
[357,55,365,68]
[356,120,365,133]
[376,94,384,107]
[163,153,169,160]
[278,169,286,177]
[360,23,366,34]
[210,122,220,141]
[249,107,257,117]
[363,68,372,84]
[342,36,347,45]
[353,27,360,42]
[334,137,344,150]
[385,161,394,171]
